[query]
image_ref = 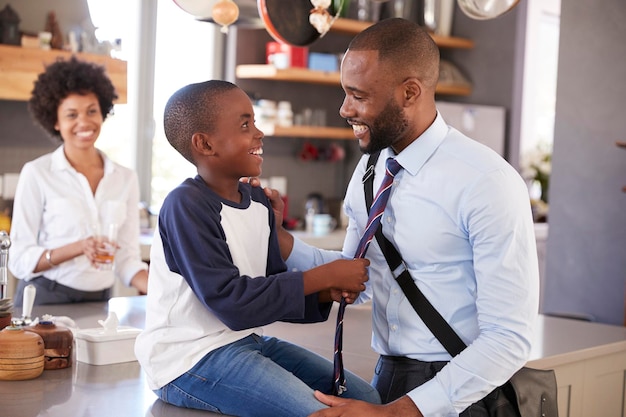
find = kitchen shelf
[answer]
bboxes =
[237,65,340,86]
[264,125,355,140]
[236,64,472,96]
[0,44,127,103]
[329,18,475,49]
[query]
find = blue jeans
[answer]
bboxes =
[155,334,381,417]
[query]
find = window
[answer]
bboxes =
[86,0,138,171]
[150,1,223,211]
[520,0,561,157]
[89,0,223,212]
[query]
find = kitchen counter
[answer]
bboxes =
[141,224,548,256]
[0,294,624,417]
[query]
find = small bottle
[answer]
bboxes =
[305,208,315,234]
[277,101,293,127]
[257,99,277,127]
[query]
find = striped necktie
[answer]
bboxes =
[333,157,402,396]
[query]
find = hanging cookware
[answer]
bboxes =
[457,0,520,20]
[258,0,340,46]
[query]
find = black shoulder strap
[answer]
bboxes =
[362,151,381,212]
[363,152,467,357]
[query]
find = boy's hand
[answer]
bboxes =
[324,258,370,292]
[329,288,360,304]
[304,258,369,296]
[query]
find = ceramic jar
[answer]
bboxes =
[0,326,45,380]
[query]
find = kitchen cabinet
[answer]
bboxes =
[0,44,127,103]
[234,18,474,140]
[529,333,626,417]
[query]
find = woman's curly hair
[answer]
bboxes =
[28,56,118,143]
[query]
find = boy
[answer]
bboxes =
[134,80,380,417]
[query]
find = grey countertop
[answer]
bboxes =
[1,295,625,417]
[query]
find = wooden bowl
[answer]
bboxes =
[0,327,45,380]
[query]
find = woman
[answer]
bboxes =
[8,56,148,306]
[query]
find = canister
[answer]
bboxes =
[0,326,45,380]
[25,318,73,370]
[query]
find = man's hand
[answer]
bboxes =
[241,176,293,259]
[308,391,422,417]
[240,176,285,226]
[263,186,285,226]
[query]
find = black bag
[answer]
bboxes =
[483,367,558,417]
[363,152,559,417]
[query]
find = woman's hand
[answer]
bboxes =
[81,236,98,263]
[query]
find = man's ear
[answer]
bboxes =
[191,132,215,156]
[402,77,422,106]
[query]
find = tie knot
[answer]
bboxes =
[386,158,402,176]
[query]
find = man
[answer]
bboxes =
[272,18,539,417]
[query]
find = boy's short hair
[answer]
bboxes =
[164,80,238,164]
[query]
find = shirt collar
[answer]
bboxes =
[50,145,114,174]
[388,111,448,177]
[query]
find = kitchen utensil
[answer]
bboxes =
[13,284,36,327]
[258,0,339,46]
[457,0,520,20]
[173,0,217,18]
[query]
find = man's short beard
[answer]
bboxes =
[361,101,408,155]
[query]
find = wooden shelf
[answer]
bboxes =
[237,65,340,86]
[434,82,473,96]
[329,18,475,49]
[0,44,127,103]
[264,125,355,140]
[236,64,472,96]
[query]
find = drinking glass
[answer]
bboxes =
[93,222,118,271]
